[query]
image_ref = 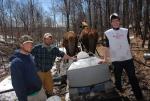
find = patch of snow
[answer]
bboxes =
[0,91,17,101]
[0,35,5,42]
[0,76,13,91]
[0,76,17,101]
[65,93,70,101]
[59,47,66,54]
[0,35,16,43]
[130,36,134,40]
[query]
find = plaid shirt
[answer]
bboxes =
[31,43,65,72]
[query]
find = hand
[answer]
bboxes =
[98,59,107,64]
[63,54,77,62]
[71,56,77,62]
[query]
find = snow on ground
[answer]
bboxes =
[0,76,13,91]
[0,76,17,101]
[59,47,66,54]
[0,35,15,43]
[0,35,5,42]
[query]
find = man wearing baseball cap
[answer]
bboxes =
[31,33,74,98]
[43,33,53,38]
[101,13,144,101]
[10,35,47,101]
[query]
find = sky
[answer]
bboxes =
[38,0,52,11]
[38,0,63,26]
[15,0,52,11]
[15,0,63,26]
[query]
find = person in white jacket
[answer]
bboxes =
[102,13,144,101]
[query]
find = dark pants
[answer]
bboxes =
[112,59,143,100]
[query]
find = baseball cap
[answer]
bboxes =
[81,21,88,29]
[19,35,33,44]
[82,21,88,27]
[110,13,120,21]
[43,33,53,38]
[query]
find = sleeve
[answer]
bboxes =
[55,47,65,57]
[103,35,109,47]
[31,46,37,56]
[127,31,130,44]
[10,60,27,101]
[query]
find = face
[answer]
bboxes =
[83,27,89,33]
[21,42,33,53]
[111,19,120,29]
[43,36,53,46]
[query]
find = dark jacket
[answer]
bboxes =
[31,44,65,72]
[10,50,42,101]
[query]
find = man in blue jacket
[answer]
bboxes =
[10,35,47,101]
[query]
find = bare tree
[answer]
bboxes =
[5,0,14,41]
[86,0,92,27]
[122,0,129,28]
[28,0,35,33]
[132,0,143,37]
[96,0,104,39]
[142,0,150,49]
[92,0,98,29]
[64,0,70,31]
[0,0,11,43]
[18,4,29,33]
[105,0,111,29]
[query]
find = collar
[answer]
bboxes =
[41,43,55,49]
[41,43,50,48]
[113,28,120,30]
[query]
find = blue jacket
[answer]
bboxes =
[9,50,42,101]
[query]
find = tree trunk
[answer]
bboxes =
[132,0,142,38]
[115,0,120,13]
[92,0,98,29]
[64,0,70,31]
[88,0,92,28]
[105,0,111,29]
[123,0,129,28]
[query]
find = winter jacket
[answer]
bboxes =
[9,50,42,101]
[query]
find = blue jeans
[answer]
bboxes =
[112,59,143,100]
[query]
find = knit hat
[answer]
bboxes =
[19,35,33,44]
[110,13,120,21]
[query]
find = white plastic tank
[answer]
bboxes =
[67,52,111,87]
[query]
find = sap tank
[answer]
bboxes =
[67,56,111,87]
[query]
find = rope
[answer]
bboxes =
[0,89,14,94]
